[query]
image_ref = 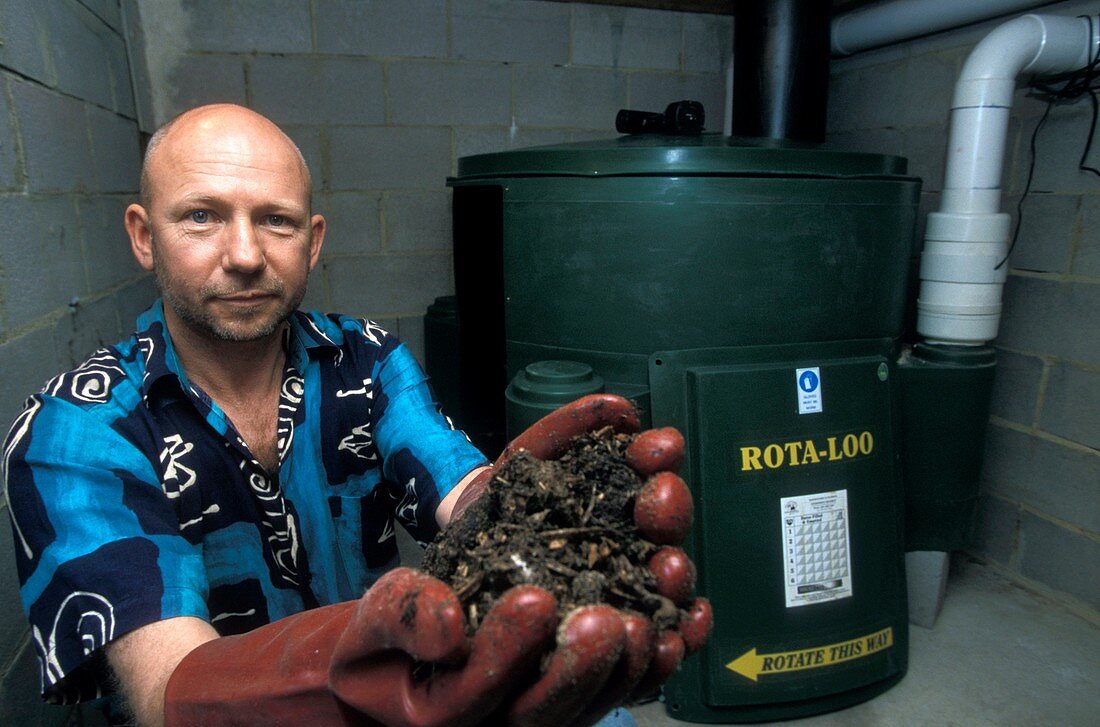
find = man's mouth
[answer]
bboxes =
[217,291,273,301]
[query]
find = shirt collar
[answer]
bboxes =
[135,300,185,399]
[135,301,342,400]
[286,310,342,371]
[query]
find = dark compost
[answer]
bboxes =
[422,428,682,633]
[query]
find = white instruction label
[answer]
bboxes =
[781,489,852,608]
[796,367,822,414]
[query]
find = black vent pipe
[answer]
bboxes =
[731,0,833,143]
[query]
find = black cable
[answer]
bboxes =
[998,100,1052,269]
[1079,88,1100,177]
[1032,14,1100,178]
[998,12,1100,269]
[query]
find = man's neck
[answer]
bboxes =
[164,312,287,408]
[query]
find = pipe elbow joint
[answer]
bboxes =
[959,14,1095,94]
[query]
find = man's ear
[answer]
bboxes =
[125,204,155,271]
[308,214,326,271]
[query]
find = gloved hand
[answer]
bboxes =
[449,394,713,727]
[165,568,560,726]
[165,394,710,727]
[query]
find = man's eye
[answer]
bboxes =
[188,210,210,224]
[267,215,286,227]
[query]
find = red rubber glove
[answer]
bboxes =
[450,394,713,727]
[165,569,559,726]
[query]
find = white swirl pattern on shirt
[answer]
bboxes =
[42,349,125,405]
[33,590,116,692]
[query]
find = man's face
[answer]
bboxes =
[128,109,324,344]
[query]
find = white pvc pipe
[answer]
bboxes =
[917,14,1100,345]
[831,0,1055,56]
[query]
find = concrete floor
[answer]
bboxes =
[632,556,1100,726]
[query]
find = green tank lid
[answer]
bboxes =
[452,133,910,181]
[505,360,606,437]
[506,360,604,405]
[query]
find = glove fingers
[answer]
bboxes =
[629,629,685,702]
[679,597,713,655]
[329,569,468,722]
[648,546,697,606]
[572,613,654,726]
[332,568,467,667]
[500,394,640,463]
[634,472,694,545]
[620,599,711,705]
[506,605,627,727]
[333,584,558,727]
[625,427,685,476]
[420,585,559,721]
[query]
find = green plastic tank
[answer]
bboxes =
[448,134,921,722]
[505,360,605,435]
[423,295,461,421]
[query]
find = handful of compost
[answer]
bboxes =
[165,395,708,727]
[423,395,712,724]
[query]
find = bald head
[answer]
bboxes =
[139,104,311,209]
[124,103,327,347]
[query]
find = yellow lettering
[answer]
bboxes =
[864,629,891,652]
[763,444,784,469]
[726,628,893,680]
[842,434,859,458]
[738,430,875,474]
[830,640,862,659]
[783,441,802,466]
[761,648,828,673]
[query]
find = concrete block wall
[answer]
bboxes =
[0,1,150,723]
[827,0,1099,616]
[125,0,732,364]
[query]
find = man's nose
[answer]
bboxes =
[223,218,266,273]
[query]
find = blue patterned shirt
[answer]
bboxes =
[2,301,487,703]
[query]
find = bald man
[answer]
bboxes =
[3,105,703,727]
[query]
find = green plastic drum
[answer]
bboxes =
[448,134,921,722]
[423,295,461,422]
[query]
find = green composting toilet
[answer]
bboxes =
[433,1,996,721]
[448,133,918,722]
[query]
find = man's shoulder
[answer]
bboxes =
[25,303,170,419]
[35,336,146,415]
[3,337,148,462]
[293,310,397,352]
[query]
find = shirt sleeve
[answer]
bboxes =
[3,394,208,704]
[369,341,489,544]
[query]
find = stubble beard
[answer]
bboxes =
[152,243,306,344]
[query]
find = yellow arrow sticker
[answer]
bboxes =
[726,627,893,682]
